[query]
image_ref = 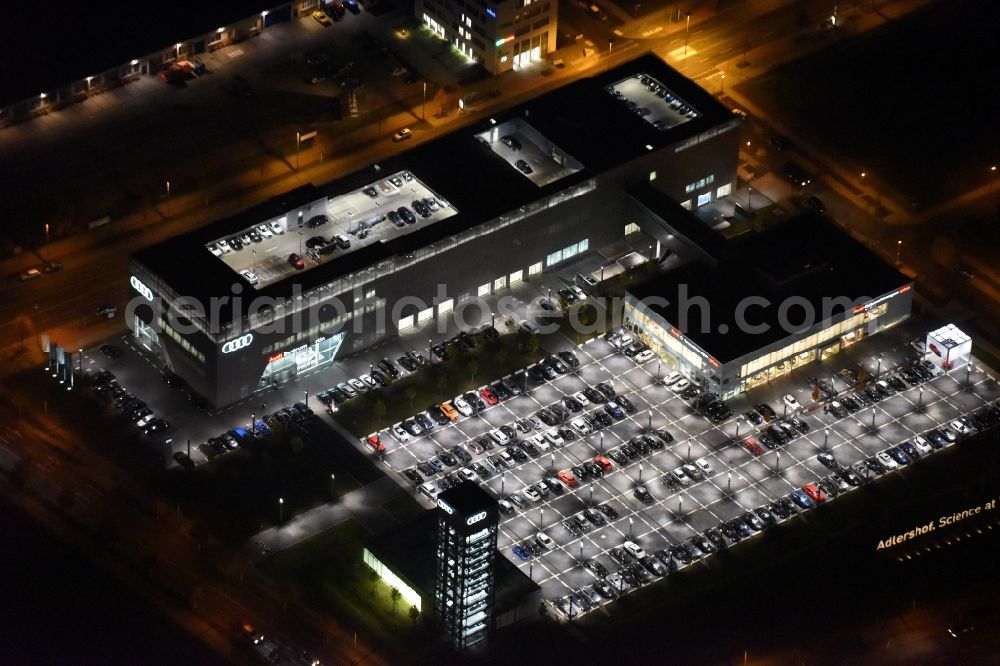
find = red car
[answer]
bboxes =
[593,455,613,472]
[743,437,764,456]
[288,253,306,270]
[803,483,826,503]
[479,387,499,406]
[557,470,578,487]
[365,433,385,454]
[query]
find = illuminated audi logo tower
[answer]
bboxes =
[434,481,499,649]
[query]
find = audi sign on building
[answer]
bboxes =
[221,334,254,354]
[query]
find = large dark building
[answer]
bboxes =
[128,54,742,408]
[623,211,913,398]
[434,482,500,649]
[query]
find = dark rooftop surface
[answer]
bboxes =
[133,54,735,326]
[627,213,912,363]
[366,511,539,614]
[0,0,275,107]
[437,481,497,517]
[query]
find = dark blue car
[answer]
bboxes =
[512,545,531,561]
[887,447,911,465]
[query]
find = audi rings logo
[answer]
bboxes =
[130,275,153,301]
[466,511,487,526]
[221,333,254,354]
[437,498,455,515]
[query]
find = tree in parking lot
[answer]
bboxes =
[373,400,387,429]
[405,386,417,410]
[390,586,401,614]
[466,359,479,384]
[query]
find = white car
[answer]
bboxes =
[572,391,590,406]
[544,430,565,447]
[360,374,378,390]
[453,396,473,417]
[570,418,592,435]
[949,419,971,435]
[911,435,933,455]
[623,540,647,560]
[256,223,273,238]
[467,440,485,455]
[613,333,634,349]
[783,394,800,410]
[348,378,367,393]
[217,239,232,254]
[695,457,713,475]
[210,245,223,257]
[535,531,555,550]
[240,270,259,285]
[876,451,899,470]
[489,428,509,445]
[391,423,410,443]
[663,371,683,386]
[270,220,285,234]
[671,468,691,486]
[522,486,543,503]
[136,414,156,428]
[459,468,478,483]
[671,378,690,392]
[635,349,656,363]
[570,286,587,302]
[530,434,550,452]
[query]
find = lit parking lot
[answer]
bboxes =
[206,170,456,288]
[372,332,1000,618]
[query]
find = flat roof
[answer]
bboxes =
[0,0,276,107]
[627,213,912,363]
[133,54,736,325]
[367,511,539,613]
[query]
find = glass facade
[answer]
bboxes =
[258,332,345,387]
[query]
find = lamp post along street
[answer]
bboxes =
[296,131,301,170]
[279,497,284,524]
[684,12,692,55]
[330,473,336,499]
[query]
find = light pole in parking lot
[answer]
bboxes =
[686,441,691,461]
[304,390,309,408]
[677,496,683,516]
[916,386,924,412]
[823,429,829,450]
[727,471,732,492]
[774,450,780,472]
[295,131,301,171]
[628,516,633,539]
[870,406,877,432]
[550,453,555,472]
[330,473,335,499]
[251,412,256,433]
[187,438,191,457]
[589,485,593,505]
[638,461,643,483]
[501,471,506,496]
[647,410,652,430]
[279,497,284,524]
[539,506,544,528]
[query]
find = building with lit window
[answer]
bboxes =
[623,212,913,398]
[128,54,741,408]
[434,482,500,648]
[415,0,557,73]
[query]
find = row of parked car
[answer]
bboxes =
[173,401,317,470]
[827,359,940,418]
[91,370,172,438]
[317,326,503,410]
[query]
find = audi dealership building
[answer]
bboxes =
[128,54,743,408]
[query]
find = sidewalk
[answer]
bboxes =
[248,474,405,560]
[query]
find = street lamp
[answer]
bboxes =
[296,131,301,171]
[279,497,284,524]
[896,240,902,265]
[330,473,336,499]
[165,180,171,217]
[720,72,725,94]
